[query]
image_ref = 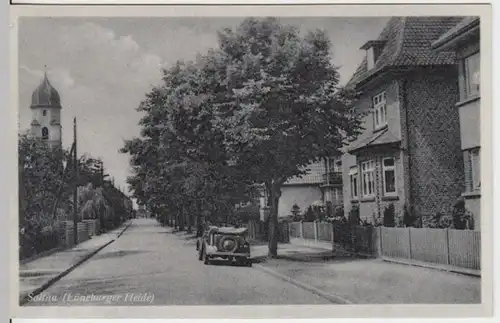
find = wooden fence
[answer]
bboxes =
[246,220,290,243]
[380,227,481,270]
[289,222,481,271]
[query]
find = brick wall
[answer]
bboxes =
[403,67,465,220]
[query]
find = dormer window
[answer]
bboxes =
[360,40,387,71]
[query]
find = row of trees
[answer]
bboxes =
[19,132,134,259]
[121,18,362,257]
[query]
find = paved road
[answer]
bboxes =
[25,218,331,306]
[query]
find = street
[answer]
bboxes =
[24,218,331,306]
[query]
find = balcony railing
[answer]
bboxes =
[321,171,343,186]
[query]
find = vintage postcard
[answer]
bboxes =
[9,1,493,319]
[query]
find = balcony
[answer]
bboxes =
[321,171,343,187]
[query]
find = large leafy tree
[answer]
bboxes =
[122,18,360,258]
[121,59,255,232]
[206,18,361,257]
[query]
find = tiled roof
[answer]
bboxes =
[348,128,400,153]
[346,17,464,89]
[432,16,480,50]
[284,161,324,185]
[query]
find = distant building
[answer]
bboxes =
[432,17,481,229]
[343,17,465,225]
[30,71,62,148]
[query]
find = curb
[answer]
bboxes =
[254,263,355,305]
[381,257,481,278]
[20,221,133,306]
[117,221,132,238]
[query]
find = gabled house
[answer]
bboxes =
[432,17,481,229]
[277,161,327,218]
[258,157,343,219]
[342,17,465,225]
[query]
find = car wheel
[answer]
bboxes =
[245,258,252,267]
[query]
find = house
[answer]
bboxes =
[277,161,324,218]
[431,17,481,229]
[256,157,343,220]
[342,17,465,225]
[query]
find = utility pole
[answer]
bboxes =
[73,117,78,245]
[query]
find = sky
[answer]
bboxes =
[18,16,390,197]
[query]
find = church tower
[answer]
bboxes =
[30,70,62,148]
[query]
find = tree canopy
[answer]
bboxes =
[121,17,361,257]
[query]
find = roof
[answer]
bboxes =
[213,227,248,235]
[348,127,400,153]
[31,72,61,109]
[346,17,463,89]
[432,16,480,51]
[283,160,324,185]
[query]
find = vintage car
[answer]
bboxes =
[197,226,252,266]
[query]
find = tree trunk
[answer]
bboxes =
[267,180,282,258]
[186,206,192,234]
[179,205,185,231]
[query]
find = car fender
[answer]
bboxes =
[205,245,217,255]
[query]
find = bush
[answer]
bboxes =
[403,204,418,227]
[451,196,468,230]
[348,204,360,225]
[383,203,396,227]
[304,206,315,222]
[290,204,302,221]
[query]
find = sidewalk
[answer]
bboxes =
[252,241,481,304]
[19,220,132,305]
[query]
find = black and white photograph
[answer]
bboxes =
[10,2,493,318]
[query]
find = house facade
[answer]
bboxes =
[432,17,481,229]
[343,17,465,225]
[258,157,343,220]
[277,162,324,218]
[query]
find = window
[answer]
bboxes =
[42,110,47,116]
[361,160,375,197]
[41,127,49,140]
[382,157,397,195]
[464,52,480,98]
[349,166,359,199]
[470,148,480,191]
[373,92,387,129]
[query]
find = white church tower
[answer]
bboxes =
[30,70,62,148]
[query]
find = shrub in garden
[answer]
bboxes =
[290,204,302,221]
[304,206,315,222]
[348,204,361,225]
[383,203,396,227]
[402,204,419,227]
[451,196,468,230]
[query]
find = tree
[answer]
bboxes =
[208,18,361,257]
[120,61,255,232]
[121,18,361,258]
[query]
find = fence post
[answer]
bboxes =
[408,227,412,260]
[314,221,318,242]
[300,221,304,239]
[445,228,450,265]
[378,226,383,257]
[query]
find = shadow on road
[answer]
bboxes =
[93,250,150,260]
[204,259,252,267]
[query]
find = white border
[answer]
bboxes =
[6,1,496,320]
